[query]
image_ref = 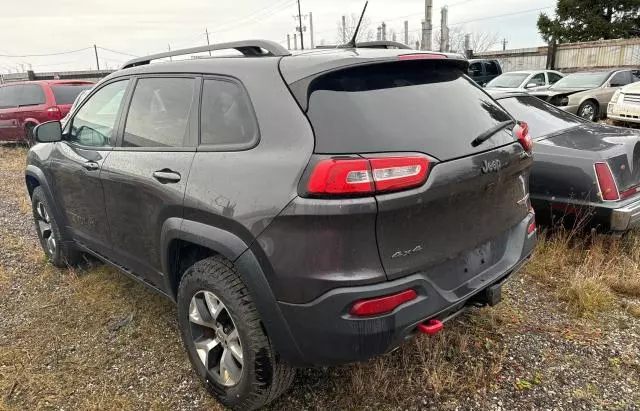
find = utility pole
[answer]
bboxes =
[440,6,448,52]
[464,33,471,58]
[287,34,291,50]
[502,38,508,51]
[381,22,387,41]
[309,12,314,49]
[404,20,409,46]
[297,0,304,50]
[168,44,172,61]
[423,0,433,51]
[342,15,347,43]
[205,29,211,56]
[93,44,100,70]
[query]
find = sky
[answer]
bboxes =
[0,0,557,74]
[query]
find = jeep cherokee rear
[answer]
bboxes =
[25,40,535,410]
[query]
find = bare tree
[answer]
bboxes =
[336,14,374,44]
[433,27,500,53]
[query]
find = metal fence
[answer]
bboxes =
[0,69,114,84]
[475,38,640,73]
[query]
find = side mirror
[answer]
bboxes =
[34,121,62,143]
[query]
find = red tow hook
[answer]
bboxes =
[417,319,443,335]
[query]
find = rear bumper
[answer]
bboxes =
[611,197,640,231]
[277,214,536,366]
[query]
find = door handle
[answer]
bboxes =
[153,170,181,183]
[82,161,99,171]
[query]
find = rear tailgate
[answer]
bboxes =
[293,57,532,281]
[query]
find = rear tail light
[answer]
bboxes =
[46,106,62,120]
[349,289,417,317]
[514,121,532,152]
[398,53,447,61]
[307,156,430,196]
[594,162,620,201]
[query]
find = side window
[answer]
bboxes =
[610,71,632,87]
[122,77,195,148]
[19,84,46,106]
[632,71,640,82]
[69,80,129,147]
[548,72,563,85]
[485,61,500,75]
[469,62,482,77]
[200,79,258,148]
[529,73,545,86]
[0,86,20,109]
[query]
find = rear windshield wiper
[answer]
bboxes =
[470,119,516,148]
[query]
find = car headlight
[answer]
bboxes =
[556,96,569,106]
[611,90,622,104]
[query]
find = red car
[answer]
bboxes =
[0,80,94,143]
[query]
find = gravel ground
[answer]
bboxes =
[1,147,639,410]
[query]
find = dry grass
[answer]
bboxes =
[525,228,640,316]
[0,146,30,215]
[1,147,640,409]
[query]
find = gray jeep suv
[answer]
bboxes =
[25,40,536,410]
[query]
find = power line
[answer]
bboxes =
[97,46,139,58]
[0,47,92,58]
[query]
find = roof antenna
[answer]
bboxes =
[345,1,368,48]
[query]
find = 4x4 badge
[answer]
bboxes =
[392,245,424,259]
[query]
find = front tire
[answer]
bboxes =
[177,256,295,410]
[578,100,599,122]
[31,186,81,267]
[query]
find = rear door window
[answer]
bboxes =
[200,79,258,149]
[305,60,514,160]
[123,77,196,148]
[19,84,45,106]
[469,62,482,77]
[51,84,94,105]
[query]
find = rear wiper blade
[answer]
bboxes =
[470,119,516,148]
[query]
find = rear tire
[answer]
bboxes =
[31,186,81,267]
[177,256,295,411]
[578,100,599,122]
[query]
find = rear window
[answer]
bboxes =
[20,84,46,106]
[51,84,93,105]
[305,61,514,159]
[498,95,585,139]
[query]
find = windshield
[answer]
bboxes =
[486,73,529,88]
[550,72,609,89]
[498,95,586,139]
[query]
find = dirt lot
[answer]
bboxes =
[1,146,639,410]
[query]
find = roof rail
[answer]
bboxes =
[315,41,412,50]
[121,39,290,69]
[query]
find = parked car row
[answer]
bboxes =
[0,80,94,144]
[474,61,640,123]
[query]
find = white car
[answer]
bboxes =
[484,70,565,92]
[608,81,640,124]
